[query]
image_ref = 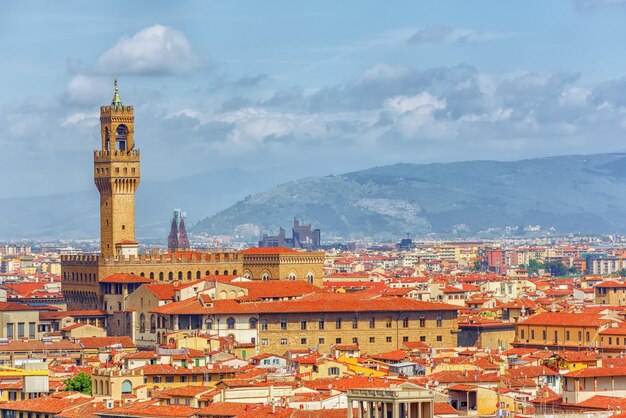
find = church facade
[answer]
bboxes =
[61,81,323,310]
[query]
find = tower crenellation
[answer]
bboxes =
[96,79,140,257]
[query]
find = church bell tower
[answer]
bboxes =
[94,79,140,257]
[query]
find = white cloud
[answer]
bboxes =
[384,92,446,114]
[96,25,197,75]
[65,75,110,105]
[408,25,509,45]
[61,111,99,127]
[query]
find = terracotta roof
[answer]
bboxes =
[101,403,197,417]
[234,281,322,300]
[152,292,459,316]
[520,312,613,327]
[0,340,81,353]
[371,350,408,362]
[0,301,40,311]
[596,281,626,288]
[566,366,626,378]
[434,402,459,415]
[0,395,91,413]
[556,350,598,362]
[144,283,175,300]
[78,336,135,349]
[575,395,626,410]
[196,402,249,416]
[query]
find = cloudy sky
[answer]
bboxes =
[3,0,626,197]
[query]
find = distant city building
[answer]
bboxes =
[396,233,416,251]
[259,218,321,249]
[167,209,190,253]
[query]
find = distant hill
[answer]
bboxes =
[0,166,316,240]
[193,153,626,239]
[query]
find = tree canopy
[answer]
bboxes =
[64,372,92,394]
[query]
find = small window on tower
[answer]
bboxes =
[124,167,128,174]
[131,168,136,174]
[122,225,125,230]
[115,167,120,174]
[116,125,128,151]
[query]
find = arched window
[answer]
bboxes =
[139,313,146,333]
[196,271,201,280]
[149,272,154,279]
[187,271,192,280]
[307,272,314,284]
[223,270,229,276]
[121,380,132,395]
[249,318,258,329]
[288,272,296,280]
[116,125,128,151]
[168,272,173,280]
[226,317,236,330]
[104,127,110,150]
[206,319,213,330]
[140,272,145,277]
[159,272,164,281]
[178,271,183,280]
[262,272,270,281]
[215,270,219,275]
[233,270,238,276]
[150,314,156,333]
[205,271,210,276]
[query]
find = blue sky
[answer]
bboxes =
[3,0,626,197]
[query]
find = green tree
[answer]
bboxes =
[471,260,484,272]
[618,268,626,278]
[64,372,92,394]
[543,260,567,277]
[527,259,543,275]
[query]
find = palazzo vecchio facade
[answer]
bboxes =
[61,81,324,310]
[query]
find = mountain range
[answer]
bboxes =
[3,153,626,241]
[194,153,626,240]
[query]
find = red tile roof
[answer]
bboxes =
[520,312,613,327]
[240,247,299,254]
[144,283,175,300]
[0,395,91,413]
[566,366,626,378]
[152,292,459,315]
[78,336,135,349]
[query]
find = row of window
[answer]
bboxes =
[6,322,36,340]
[519,329,591,342]
[602,336,625,346]
[281,316,443,330]
[155,316,445,332]
[64,269,238,282]
[95,167,136,175]
[262,335,444,346]
[150,374,224,383]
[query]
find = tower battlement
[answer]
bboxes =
[61,251,242,266]
[94,149,140,160]
[100,105,134,114]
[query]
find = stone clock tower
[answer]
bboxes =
[94,79,140,257]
